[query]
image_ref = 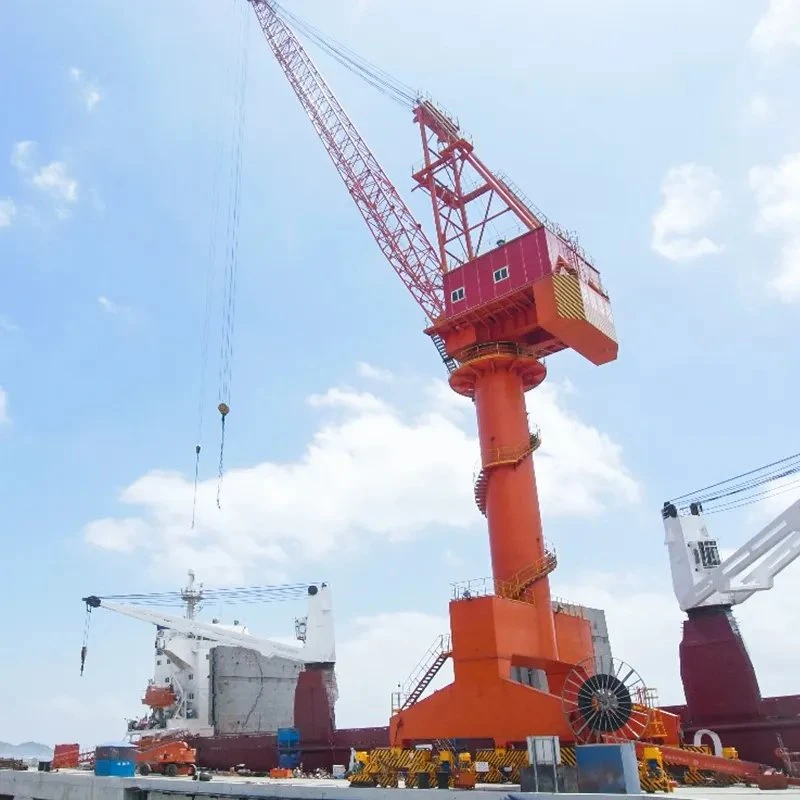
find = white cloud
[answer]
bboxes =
[84,517,151,553]
[0,315,18,333]
[356,361,395,382]
[307,386,389,414]
[83,369,639,580]
[0,199,15,229]
[97,295,138,324]
[336,612,451,727]
[750,0,800,55]
[33,162,78,203]
[69,66,102,111]
[10,140,34,172]
[0,388,9,424]
[10,141,80,212]
[652,164,724,262]
[745,95,771,124]
[749,153,800,301]
[97,296,119,314]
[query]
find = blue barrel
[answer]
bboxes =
[94,741,137,777]
[276,727,300,748]
[277,727,300,769]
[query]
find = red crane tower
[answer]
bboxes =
[247,1,621,747]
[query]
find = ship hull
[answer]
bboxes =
[663,606,800,768]
[187,727,390,772]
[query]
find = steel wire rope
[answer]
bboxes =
[698,466,800,508]
[271,1,418,108]
[700,475,800,515]
[668,450,800,505]
[217,2,250,509]
[191,6,239,530]
[690,459,800,503]
[92,583,314,605]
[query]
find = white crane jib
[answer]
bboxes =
[662,498,800,612]
[85,583,335,664]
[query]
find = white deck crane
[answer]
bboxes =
[81,576,335,737]
[662,497,800,612]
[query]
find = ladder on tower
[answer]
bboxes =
[392,634,452,713]
[497,549,558,601]
[474,428,542,515]
[431,333,458,374]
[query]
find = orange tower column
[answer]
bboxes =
[451,343,558,661]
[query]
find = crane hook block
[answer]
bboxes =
[218,402,230,417]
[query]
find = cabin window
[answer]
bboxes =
[188,692,195,700]
[156,659,162,666]
[451,287,465,303]
[188,673,194,680]
[699,540,721,569]
[493,266,509,283]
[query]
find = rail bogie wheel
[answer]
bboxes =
[561,656,652,743]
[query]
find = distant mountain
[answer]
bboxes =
[0,741,53,759]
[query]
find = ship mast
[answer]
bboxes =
[180,570,204,620]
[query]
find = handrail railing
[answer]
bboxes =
[457,341,541,364]
[482,430,542,470]
[397,633,451,696]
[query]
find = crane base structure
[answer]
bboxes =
[390,593,600,746]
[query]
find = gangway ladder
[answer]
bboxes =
[392,634,452,713]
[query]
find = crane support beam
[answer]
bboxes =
[85,583,336,663]
[248,1,444,323]
[663,498,800,611]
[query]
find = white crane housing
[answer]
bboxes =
[662,498,800,612]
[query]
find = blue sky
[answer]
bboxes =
[1,0,799,746]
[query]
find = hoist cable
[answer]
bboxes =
[191,6,238,530]
[216,3,250,508]
[271,1,418,108]
[669,450,800,503]
[667,450,800,513]
[80,604,92,676]
[700,474,800,516]
[191,444,202,528]
[87,582,317,608]
[217,407,228,509]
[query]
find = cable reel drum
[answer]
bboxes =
[561,656,652,743]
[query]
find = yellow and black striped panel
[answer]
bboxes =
[552,273,586,322]
[561,746,576,767]
[679,745,711,754]
[551,272,617,343]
